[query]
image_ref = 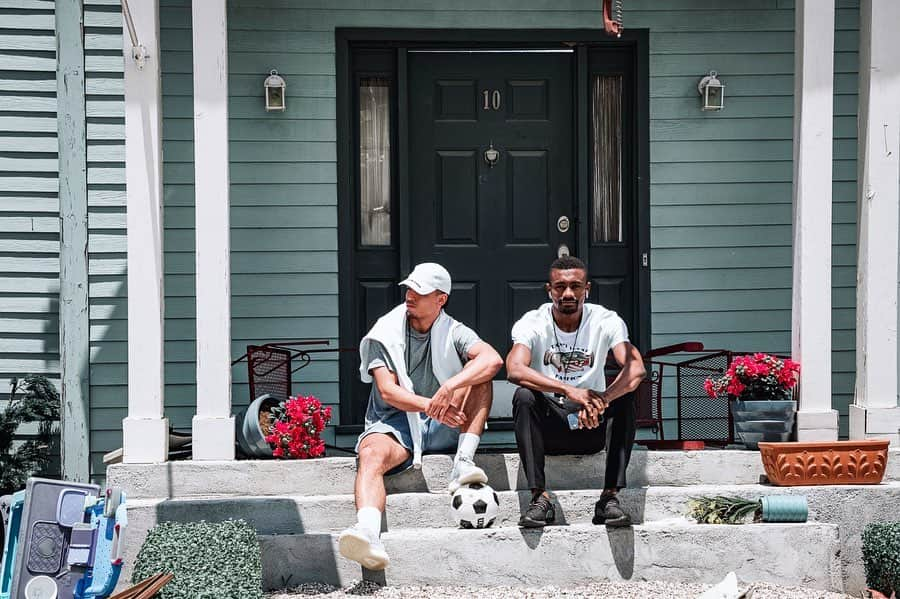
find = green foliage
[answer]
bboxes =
[0,375,60,494]
[132,519,263,599]
[687,495,761,525]
[863,522,900,596]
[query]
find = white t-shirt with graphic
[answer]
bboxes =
[511,303,629,391]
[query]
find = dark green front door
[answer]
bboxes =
[408,51,575,356]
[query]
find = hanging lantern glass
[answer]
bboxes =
[264,69,286,112]
[697,70,724,111]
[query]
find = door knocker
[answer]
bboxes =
[484,142,500,168]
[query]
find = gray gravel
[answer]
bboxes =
[267,580,858,598]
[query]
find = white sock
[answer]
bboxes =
[356,507,382,537]
[455,432,480,462]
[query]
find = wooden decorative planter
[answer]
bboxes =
[758,439,891,486]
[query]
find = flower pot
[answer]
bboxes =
[732,399,796,449]
[760,495,808,522]
[235,394,280,458]
[758,439,891,486]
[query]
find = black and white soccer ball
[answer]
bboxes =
[450,482,500,529]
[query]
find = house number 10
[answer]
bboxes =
[482,90,501,110]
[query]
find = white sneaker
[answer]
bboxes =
[338,524,390,570]
[448,456,488,493]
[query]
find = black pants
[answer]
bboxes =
[512,386,636,491]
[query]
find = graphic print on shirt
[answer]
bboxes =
[542,342,596,383]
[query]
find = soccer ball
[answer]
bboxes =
[450,482,500,529]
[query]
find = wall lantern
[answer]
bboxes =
[697,70,724,111]
[264,69,286,112]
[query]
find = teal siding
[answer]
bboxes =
[649,2,858,438]
[83,0,125,478]
[151,0,866,451]
[0,1,861,474]
[0,0,60,474]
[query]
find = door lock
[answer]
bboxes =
[557,243,570,258]
[557,216,570,233]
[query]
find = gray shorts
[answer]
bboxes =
[355,411,459,474]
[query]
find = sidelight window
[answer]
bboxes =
[591,74,623,244]
[359,77,392,246]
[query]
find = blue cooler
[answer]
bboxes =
[0,479,127,599]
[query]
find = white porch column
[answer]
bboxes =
[122,0,169,463]
[191,0,235,460]
[850,0,900,445]
[791,0,839,441]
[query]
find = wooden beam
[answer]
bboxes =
[57,0,91,480]
[191,0,235,460]
[791,0,838,441]
[122,0,169,463]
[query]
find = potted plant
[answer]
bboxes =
[687,494,808,524]
[235,394,331,459]
[705,353,800,449]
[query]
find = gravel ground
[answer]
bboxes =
[267,580,859,598]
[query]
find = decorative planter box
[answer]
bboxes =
[758,439,891,486]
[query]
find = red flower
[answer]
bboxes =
[705,353,800,402]
[264,394,331,459]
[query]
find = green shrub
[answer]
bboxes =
[132,519,262,599]
[862,521,900,596]
[0,375,60,494]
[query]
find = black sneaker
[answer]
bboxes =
[593,494,632,527]
[518,494,556,528]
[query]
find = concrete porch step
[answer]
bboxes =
[123,482,900,535]
[107,448,900,498]
[258,522,842,591]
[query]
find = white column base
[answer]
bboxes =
[796,409,839,441]
[123,417,170,463]
[849,404,900,446]
[192,415,236,460]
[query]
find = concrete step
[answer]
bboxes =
[123,482,900,534]
[107,448,900,498]
[258,522,842,591]
[119,482,898,594]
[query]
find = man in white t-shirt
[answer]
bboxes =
[507,256,646,528]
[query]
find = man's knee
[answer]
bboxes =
[357,442,398,474]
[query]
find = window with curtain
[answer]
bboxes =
[359,78,392,246]
[591,74,623,244]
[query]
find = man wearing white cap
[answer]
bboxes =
[339,262,502,570]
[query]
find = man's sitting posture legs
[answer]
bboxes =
[507,256,645,528]
[340,378,493,569]
[339,262,501,570]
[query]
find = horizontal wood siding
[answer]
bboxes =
[0,0,61,477]
[647,1,858,438]
[84,0,126,478]
[69,0,859,462]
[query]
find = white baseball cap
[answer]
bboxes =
[399,262,452,295]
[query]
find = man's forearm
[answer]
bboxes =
[508,363,571,397]
[379,385,430,413]
[444,352,502,391]
[599,361,646,404]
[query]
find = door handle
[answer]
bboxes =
[557,215,570,233]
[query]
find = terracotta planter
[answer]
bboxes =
[758,439,891,486]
